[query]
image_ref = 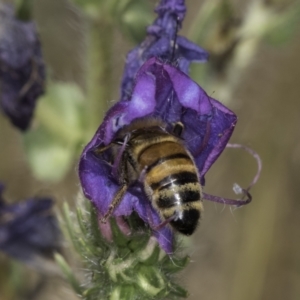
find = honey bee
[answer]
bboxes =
[95,118,203,235]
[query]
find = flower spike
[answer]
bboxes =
[121,0,208,100]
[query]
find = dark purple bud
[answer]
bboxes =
[0,183,61,264]
[0,4,45,130]
[121,0,208,100]
[79,58,237,253]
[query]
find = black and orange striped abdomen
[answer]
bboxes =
[137,139,203,235]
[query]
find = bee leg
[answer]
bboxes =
[152,214,177,231]
[145,202,177,231]
[94,134,130,157]
[94,135,130,178]
[111,134,130,179]
[93,143,115,155]
[99,183,128,223]
[172,122,184,137]
[100,152,130,223]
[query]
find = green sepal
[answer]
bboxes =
[61,200,191,300]
[136,265,167,297]
[128,234,149,252]
[162,254,190,274]
[83,284,110,300]
[139,243,160,266]
[110,284,137,300]
[62,202,82,252]
[167,283,189,298]
[88,203,108,248]
[110,218,131,248]
[55,253,83,296]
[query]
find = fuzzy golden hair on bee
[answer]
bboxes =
[94,117,204,235]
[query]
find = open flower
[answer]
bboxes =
[0,3,45,130]
[0,183,61,265]
[79,57,237,253]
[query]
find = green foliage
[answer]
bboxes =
[188,0,237,88]
[61,200,189,300]
[71,0,154,43]
[55,253,83,296]
[116,0,154,43]
[23,82,85,182]
[16,0,33,21]
[263,2,300,46]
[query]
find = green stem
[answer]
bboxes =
[16,0,34,21]
[86,19,114,139]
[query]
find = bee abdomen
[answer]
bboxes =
[156,183,201,208]
[138,138,203,235]
[154,179,203,235]
[170,209,201,235]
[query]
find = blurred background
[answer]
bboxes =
[1,0,300,299]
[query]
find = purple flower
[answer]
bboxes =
[79,0,237,253]
[121,0,208,100]
[0,4,45,130]
[79,58,237,253]
[0,183,61,264]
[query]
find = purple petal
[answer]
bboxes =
[177,36,209,62]
[155,0,186,22]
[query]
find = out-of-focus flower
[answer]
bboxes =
[121,0,209,100]
[0,183,61,265]
[79,57,237,253]
[0,3,45,130]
